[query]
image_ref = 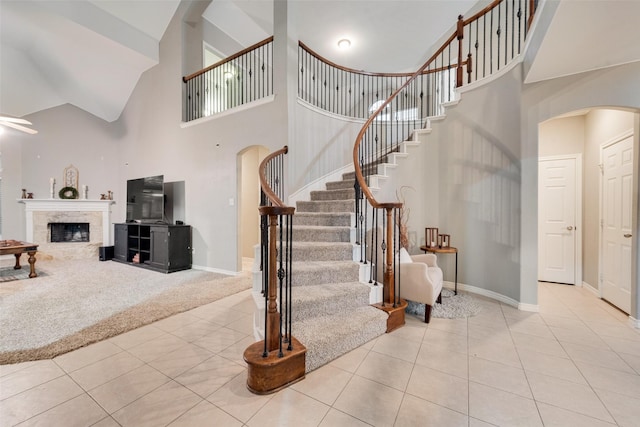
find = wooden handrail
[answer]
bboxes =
[183,36,274,83]
[353,0,535,209]
[259,145,289,208]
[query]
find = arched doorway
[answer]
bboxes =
[238,146,269,272]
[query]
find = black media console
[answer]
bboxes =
[113,223,192,273]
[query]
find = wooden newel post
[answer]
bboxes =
[266,214,280,352]
[384,207,395,304]
[456,14,465,88]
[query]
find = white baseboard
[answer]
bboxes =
[191,264,240,276]
[443,280,539,312]
[629,316,640,329]
[582,281,600,297]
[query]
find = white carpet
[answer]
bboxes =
[0,259,239,354]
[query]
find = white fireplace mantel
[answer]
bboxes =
[18,199,116,244]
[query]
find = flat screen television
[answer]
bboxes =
[126,175,165,222]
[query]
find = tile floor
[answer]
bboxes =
[1,282,640,426]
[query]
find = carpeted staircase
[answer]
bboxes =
[287,173,388,372]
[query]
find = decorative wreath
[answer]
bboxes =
[59,186,79,199]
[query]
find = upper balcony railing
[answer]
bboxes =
[183,37,273,122]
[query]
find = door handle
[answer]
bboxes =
[566,226,574,231]
[624,234,632,238]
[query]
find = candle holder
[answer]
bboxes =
[438,234,450,248]
[425,227,438,248]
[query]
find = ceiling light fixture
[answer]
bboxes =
[337,39,351,49]
[0,114,38,134]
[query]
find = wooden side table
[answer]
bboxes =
[420,245,458,295]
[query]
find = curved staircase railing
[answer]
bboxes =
[244,145,306,394]
[347,0,537,320]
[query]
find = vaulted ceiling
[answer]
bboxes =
[1,0,639,125]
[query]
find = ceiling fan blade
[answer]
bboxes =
[0,121,38,134]
[0,115,32,125]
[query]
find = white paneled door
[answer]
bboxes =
[538,157,579,284]
[601,135,633,314]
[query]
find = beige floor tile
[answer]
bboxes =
[190,306,248,327]
[389,316,427,343]
[152,311,203,333]
[422,327,468,354]
[562,341,636,373]
[467,313,509,333]
[224,313,254,335]
[414,344,468,379]
[468,357,532,398]
[537,402,617,427]
[112,380,202,427]
[519,350,587,384]
[246,388,330,427]
[16,393,108,427]
[90,417,121,427]
[0,361,40,379]
[174,354,245,398]
[426,317,468,336]
[291,364,352,406]
[108,324,166,350]
[355,350,414,391]
[167,400,242,427]
[329,347,369,373]
[206,372,273,423]
[468,337,521,368]
[618,352,640,374]
[0,360,65,400]
[600,335,640,357]
[406,364,468,414]
[53,341,122,373]
[216,335,256,366]
[395,394,468,427]
[126,333,190,363]
[87,364,170,414]
[169,319,224,343]
[371,333,421,363]
[507,319,555,339]
[469,382,542,426]
[468,417,496,427]
[192,327,248,354]
[318,408,371,426]
[586,320,640,341]
[540,313,588,331]
[595,387,640,427]
[510,331,568,358]
[148,343,214,379]
[525,371,614,423]
[333,376,403,427]
[575,361,640,399]
[69,351,145,391]
[549,326,610,349]
[468,323,511,343]
[0,376,84,426]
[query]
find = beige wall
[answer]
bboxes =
[539,115,585,158]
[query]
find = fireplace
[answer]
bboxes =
[19,199,115,259]
[49,223,90,243]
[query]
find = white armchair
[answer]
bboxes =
[399,249,443,323]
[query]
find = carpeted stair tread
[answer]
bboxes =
[291,261,360,285]
[293,212,352,227]
[296,200,355,213]
[292,226,351,242]
[326,179,355,190]
[291,282,371,322]
[291,242,354,261]
[310,188,354,201]
[294,306,388,372]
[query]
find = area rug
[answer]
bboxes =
[0,259,252,365]
[0,266,48,283]
[405,289,481,319]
